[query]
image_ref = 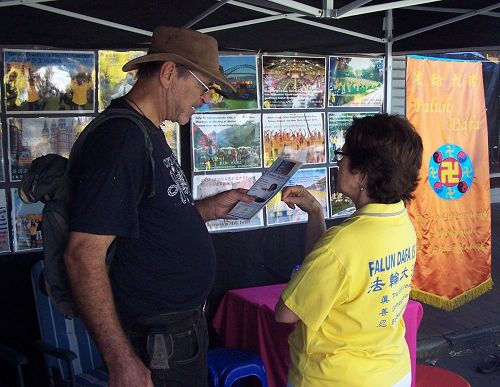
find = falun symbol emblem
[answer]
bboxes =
[428,144,474,200]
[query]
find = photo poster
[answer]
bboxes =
[3,49,96,113]
[228,157,302,220]
[196,55,259,112]
[11,188,43,252]
[98,50,146,111]
[160,120,181,162]
[191,113,262,172]
[328,112,374,162]
[8,116,93,181]
[0,190,10,253]
[266,167,328,226]
[262,55,326,109]
[0,123,4,182]
[329,166,355,218]
[263,112,326,167]
[328,56,384,107]
[193,172,264,232]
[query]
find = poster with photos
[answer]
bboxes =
[161,120,181,162]
[328,56,384,107]
[0,190,10,253]
[329,166,355,218]
[262,55,326,109]
[328,112,373,162]
[266,167,328,226]
[192,113,262,172]
[0,123,4,182]
[8,116,92,181]
[3,49,95,113]
[11,188,44,252]
[98,50,146,111]
[263,112,325,167]
[197,55,259,112]
[193,172,263,232]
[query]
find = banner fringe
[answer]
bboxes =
[410,278,494,311]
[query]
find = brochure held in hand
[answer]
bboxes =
[228,157,302,219]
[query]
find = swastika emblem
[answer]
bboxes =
[428,144,473,200]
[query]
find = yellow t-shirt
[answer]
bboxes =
[281,201,417,387]
[27,85,40,103]
[71,80,92,106]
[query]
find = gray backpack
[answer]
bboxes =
[19,108,156,318]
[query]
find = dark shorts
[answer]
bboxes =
[128,308,208,387]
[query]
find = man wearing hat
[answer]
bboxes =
[64,27,254,387]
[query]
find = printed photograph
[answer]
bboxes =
[8,117,92,181]
[161,120,181,162]
[193,172,263,232]
[329,166,355,218]
[262,56,326,109]
[192,113,262,171]
[266,167,328,226]
[98,50,146,111]
[197,55,259,112]
[328,112,374,162]
[11,188,44,252]
[263,112,325,166]
[328,56,384,107]
[3,49,95,113]
[0,190,10,253]
[0,123,4,182]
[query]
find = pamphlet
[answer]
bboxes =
[228,157,302,219]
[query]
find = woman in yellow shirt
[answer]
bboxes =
[276,114,423,387]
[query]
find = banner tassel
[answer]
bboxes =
[410,277,493,311]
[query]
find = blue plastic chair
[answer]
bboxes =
[208,348,268,387]
[30,260,108,387]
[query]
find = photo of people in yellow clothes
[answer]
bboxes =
[3,49,95,112]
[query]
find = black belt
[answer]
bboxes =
[129,306,204,335]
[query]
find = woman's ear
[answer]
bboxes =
[159,61,176,89]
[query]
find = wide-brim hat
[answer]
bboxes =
[123,26,236,92]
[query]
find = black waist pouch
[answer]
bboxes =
[128,307,204,370]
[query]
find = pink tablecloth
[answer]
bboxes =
[213,283,423,387]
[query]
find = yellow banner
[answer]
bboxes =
[406,56,492,310]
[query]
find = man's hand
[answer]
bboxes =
[107,353,153,387]
[195,188,255,222]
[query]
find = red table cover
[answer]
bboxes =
[213,283,423,387]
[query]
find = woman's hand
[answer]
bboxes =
[281,185,323,216]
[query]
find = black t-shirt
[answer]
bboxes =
[70,98,216,330]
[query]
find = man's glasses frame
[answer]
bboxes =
[333,149,348,162]
[187,69,214,96]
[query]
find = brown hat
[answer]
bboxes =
[122,26,236,92]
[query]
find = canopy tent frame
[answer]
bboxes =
[1,0,498,114]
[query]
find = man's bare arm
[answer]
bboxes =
[64,232,153,387]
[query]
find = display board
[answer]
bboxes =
[0,47,383,251]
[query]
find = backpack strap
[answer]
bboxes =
[68,107,156,198]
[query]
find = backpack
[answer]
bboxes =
[19,108,156,318]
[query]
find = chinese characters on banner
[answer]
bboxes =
[406,56,491,310]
